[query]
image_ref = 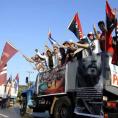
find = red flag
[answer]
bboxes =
[106,0,115,29]
[68,12,83,39]
[106,1,115,20]
[0,42,18,69]
[0,65,7,85]
[105,1,116,54]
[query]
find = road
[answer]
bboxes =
[0,104,49,118]
[0,104,105,118]
[0,104,91,118]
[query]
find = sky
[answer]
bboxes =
[0,0,117,85]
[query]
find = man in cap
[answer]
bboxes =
[62,41,75,63]
[35,46,53,70]
[87,32,96,51]
[87,32,94,41]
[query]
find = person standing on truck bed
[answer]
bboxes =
[35,46,54,70]
[87,32,101,54]
[51,44,61,68]
[97,20,116,54]
[59,41,76,64]
[62,41,73,63]
[22,53,46,72]
[96,17,117,80]
[73,36,93,59]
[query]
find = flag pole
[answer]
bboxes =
[47,28,60,46]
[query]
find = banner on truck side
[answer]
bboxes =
[110,64,118,87]
[36,66,66,95]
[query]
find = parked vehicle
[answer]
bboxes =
[0,80,18,107]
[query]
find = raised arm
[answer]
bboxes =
[22,54,34,63]
[75,42,89,49]
[93,24,100,40]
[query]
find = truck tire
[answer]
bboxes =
[20,97,27,116]
[32,100,46,112]
[52,96,73,118]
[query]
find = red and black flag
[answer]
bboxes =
[68,12,83,40]
[106,0,115,30]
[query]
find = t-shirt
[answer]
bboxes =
[100,30,114,54]
[92,40,101,54]
[87,38,101,54]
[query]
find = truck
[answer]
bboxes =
[20,52,118,118]
[0,80,18,107]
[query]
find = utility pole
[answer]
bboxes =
[26,71,34,87]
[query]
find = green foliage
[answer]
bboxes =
[17,81,34,98]
[17,85,28,98]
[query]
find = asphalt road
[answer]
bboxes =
[0,104,97,118]
[0,104,49,118]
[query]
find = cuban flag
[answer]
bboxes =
[14,74,19,92]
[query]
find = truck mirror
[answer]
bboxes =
[26,77,28,84]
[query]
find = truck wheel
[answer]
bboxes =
[52,97,73,118]
[20,97,27,116]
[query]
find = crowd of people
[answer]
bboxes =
[23,17,118,75]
